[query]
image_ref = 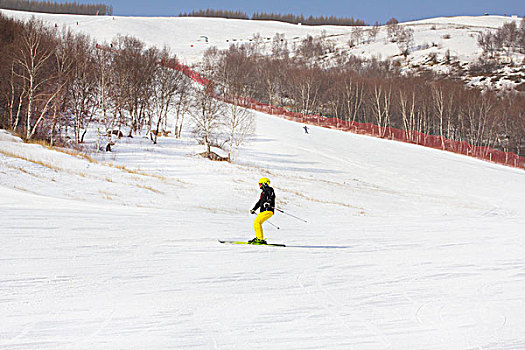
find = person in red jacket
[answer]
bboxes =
[249,177,275,245]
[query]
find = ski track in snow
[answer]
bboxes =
[1,124,525,348]
[1,11,525,350]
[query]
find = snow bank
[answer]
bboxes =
[0,129,22,142]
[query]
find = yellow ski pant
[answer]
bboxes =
[254,211,273,240]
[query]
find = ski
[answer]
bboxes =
[218,240,286,247]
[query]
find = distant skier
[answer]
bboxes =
[303,125,309,134]
[249,177,275,245]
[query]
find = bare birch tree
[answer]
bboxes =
[399,89,417,141]
[370,82,392,136]
[150,49,186,144]
[13,19,55,139]
[7,61,26,131]
[343,74,364,123]
[189,83,226,155]
[224,98,255,159]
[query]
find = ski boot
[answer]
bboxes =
[248,238,267,245]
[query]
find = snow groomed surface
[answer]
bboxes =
[1,10,525,349]
[1,110,525,348]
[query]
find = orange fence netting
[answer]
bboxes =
[165,59,525,170]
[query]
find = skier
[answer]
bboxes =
[303,125,309,134]
[249,177,275,244]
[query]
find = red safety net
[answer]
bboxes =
[168,61,525,170]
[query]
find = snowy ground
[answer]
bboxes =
[1,111,525,349]
[2,9,521,67]
[1,9,525,349]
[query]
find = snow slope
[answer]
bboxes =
[1,9,521,66]
[1,9,525,349]
[1,9,346,64]
[1,110,525,349]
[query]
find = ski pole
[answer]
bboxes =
[250,211,280,229]
[267,220,280,230]
[275,208,307,223]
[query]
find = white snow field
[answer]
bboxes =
[1,9,521,66]
[1,9,525,350]
[1,110,525,349]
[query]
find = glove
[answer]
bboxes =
[250,210,255,214]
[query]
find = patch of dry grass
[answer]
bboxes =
[5,135,189,188]
[278,186,364,211]
[13,185,30,192]
[136,184,163,194]
[48,146,97,163]
[0,149,60,171]
[195,206,239,214]
[5,164,42,178]
[98,190,117,200]
[105,163,167,180]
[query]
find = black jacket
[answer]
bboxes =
[252,185,275,213]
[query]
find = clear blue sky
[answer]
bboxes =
[70,0,523,23]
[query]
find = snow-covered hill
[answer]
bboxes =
[1,9,525,349]
[1,110,525,348]
[2,9,523,89]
